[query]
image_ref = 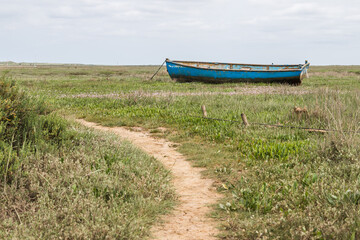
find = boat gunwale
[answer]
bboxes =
[166,59,310,72]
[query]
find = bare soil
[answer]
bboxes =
[76,119,221,240]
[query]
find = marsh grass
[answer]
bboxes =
[1,128,175,239]
[0,75,175,239]
[2,64,360,239]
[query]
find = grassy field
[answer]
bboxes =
[0,74,175,239]
[2,63,360,239]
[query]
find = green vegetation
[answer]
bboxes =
[0,74,175,239]
[2,64,360,239]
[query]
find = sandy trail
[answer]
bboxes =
[76,119,221,240]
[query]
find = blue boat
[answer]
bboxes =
[165,59,310,85]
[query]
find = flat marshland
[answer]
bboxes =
[1,63,360,239]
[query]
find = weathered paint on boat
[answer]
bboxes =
[165,59,310,85]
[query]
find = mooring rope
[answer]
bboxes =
[149,59,166,81]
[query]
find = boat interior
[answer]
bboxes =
[172,60,304,71]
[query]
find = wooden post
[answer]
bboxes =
[201,105,207,117]
[241,113,249,127]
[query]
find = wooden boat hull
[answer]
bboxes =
[165,59,309,85]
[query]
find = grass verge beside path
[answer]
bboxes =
[0,75,175,239]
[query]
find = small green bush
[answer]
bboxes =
[0,73,68,182]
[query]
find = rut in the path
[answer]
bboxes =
[76,119,221,240]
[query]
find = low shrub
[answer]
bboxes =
[0,73,69,182]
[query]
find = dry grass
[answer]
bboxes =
[309,71,360,78]
[58,86,312,99]
[1,128,175,239]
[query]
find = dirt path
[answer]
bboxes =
[76,119,221,240]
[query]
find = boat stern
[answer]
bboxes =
[300,60,310,81]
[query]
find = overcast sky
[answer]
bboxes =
[1,0,359,65]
